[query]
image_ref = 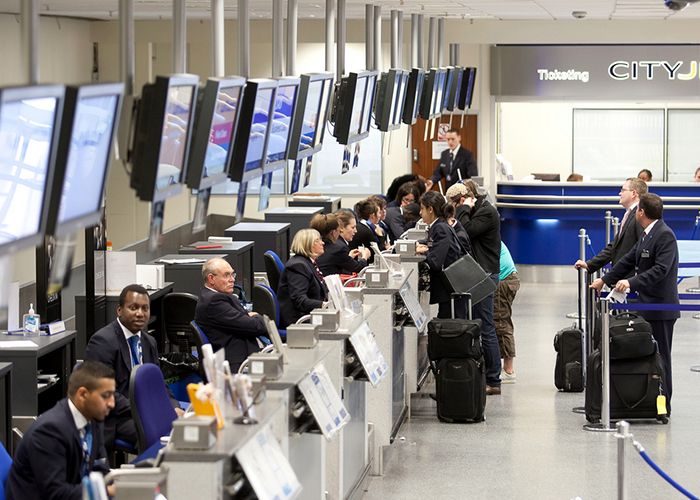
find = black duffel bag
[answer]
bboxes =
[428,317,483,362]
[608,313,656,360]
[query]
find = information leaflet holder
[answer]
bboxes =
[234,422,302,500]
[297,362,350,441]
[347,322,389,388]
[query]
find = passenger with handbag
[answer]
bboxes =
[415,191,470,319]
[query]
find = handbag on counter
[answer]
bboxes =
[439,225,496,305]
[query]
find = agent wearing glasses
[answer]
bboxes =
[277,229,329,329]
[195,258,268,371]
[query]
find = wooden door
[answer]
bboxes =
[411,114,478,189]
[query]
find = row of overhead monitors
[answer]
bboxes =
[0,65,476,258]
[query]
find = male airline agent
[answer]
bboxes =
[575,177,647,278]
[591,193,679,408]
[195,258,268,371]
[425,128,477,191]
[6,361,117,500]
[84,284,184,451]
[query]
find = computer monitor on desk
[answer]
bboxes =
[532,173,561,182]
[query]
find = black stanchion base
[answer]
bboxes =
[572,406,585,414]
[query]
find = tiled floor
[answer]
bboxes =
[362,281,700,500]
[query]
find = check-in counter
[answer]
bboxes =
[360,271,412,476]
[158,392,290,500]
[264,343,340,500]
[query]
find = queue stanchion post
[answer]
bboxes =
[605,210,613,245]
[616,420,632,500]
[567,228,587,320]
[584,297,615,432]
[612,216,620,239]
[572,271,594,415]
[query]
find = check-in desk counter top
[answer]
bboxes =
[159,393,287,500]
[360,271,410,476]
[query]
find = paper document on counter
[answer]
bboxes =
[298,362,350,441]
[157,258,206,265]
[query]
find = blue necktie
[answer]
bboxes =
[81,423,92,477]
[127,335,142,367]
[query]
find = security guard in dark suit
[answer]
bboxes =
[426,128,477,191]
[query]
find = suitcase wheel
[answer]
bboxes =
[658,416,669,425]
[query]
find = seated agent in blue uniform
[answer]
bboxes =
[84,284,184,452]
[6,361,117,500]
[277,228,329,328]
[195,258,268,371]
[313,212,371,276]
[415,191,469,320]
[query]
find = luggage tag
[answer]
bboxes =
[656,395,667,415]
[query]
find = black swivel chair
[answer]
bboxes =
[252,284,285,339]
[162,292,199,353]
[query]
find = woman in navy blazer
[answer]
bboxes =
[277,228,330,328]
[314,212,371,276]
[415,191,469,319]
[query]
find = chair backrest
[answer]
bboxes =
[264,251,284,292]
[252,284,279,326]
[0,443,12,500]
[162,293,199,352]
[190,320,210,345]
[129,364,179,455]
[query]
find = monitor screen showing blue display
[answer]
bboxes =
[349,76,368,139]
[360,74,377,134]
[431,71,446,117]
[244,87,275,173]
[453,69,464,109]
[442,69,454,111]
[204,86,241,179]
[391,72,408,126]
[314,79,332,149]
[266,84,298,165]
[0,96,58,247]
[57,94,119,227]
[298,80,324,155]
[155,84,195,192]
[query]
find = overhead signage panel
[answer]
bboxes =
[491,44,700,99]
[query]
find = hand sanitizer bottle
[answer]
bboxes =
[23,303,40,337]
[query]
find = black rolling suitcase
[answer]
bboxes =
[428,294,486,423]
[584,349,668,424]
[554,324,584,392]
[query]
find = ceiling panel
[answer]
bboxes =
[0,0,697,21]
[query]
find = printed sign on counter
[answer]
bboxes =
[298,362,350,441]
[348,322,389,388]
[235,423,302,500]
[399,280,428,332]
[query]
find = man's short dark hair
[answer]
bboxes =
[403,203,421,223]
[639,193,663,220]
[118,284,150,307]
[68,361,115,397]
[447,128,461,136]
[626,177,648,196]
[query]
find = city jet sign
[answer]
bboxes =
[608,61,697,80]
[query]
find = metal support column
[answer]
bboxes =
[390,10,399,68]
[416,14,424,69]
[397,11,403,69]
[212,0,225,77]
[437,18,444,67]
[449,43,459,66]
[21,0,40,85]
[326,0,335,72]
[337,0,346,79]
[286,0,298,76]
[272,0,284,78]
[172,0,186,73]
[374,6,382,72]
[427,17,436,68]
[238,0,250,78]
[365,4,374,70]
[410,14,419,68]
[119,0,135,95]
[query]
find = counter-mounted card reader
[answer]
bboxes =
[310,308,340,332]
[286,323,319,349]
[247,352,284,380]
[171,415,217,450]
[415,221,428,231]
[365,268,390,288]
[395,239,417,256]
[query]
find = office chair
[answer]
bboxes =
[162,293,199,354]
[0,443,11,500]
[264,251,284,292]
[129,364,179,455]
[251,284,286,340]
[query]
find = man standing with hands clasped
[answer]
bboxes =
[425,128,477,191]
[590,193,679,413]
[575,177,647,276]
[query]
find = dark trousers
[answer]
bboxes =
[648,319,676,402]
[104,413,138,452]
[472,274,501,388]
